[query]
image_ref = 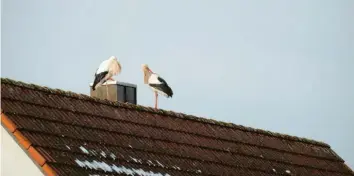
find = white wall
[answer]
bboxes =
[1,126,44,176]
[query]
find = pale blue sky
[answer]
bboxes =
[2,0,354,169]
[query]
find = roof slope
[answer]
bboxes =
[1,77,353,176]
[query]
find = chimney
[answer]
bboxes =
[90,80,137,104]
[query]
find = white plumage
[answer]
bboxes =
[142,64,173,109]
[92,56,121,91]
[148,73,161,84]
[95,57,121,75]
[148,74,169,97]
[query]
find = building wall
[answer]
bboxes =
[1,126,44,176]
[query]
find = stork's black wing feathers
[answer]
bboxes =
[92,71,108,91]
[157,77,168,85]
[149,76,173,98]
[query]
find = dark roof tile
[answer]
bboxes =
[1,77,354,176]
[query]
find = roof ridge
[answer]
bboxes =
[1,77,331,148]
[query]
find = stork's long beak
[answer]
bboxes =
[143,70,149,84]
[142,64,151,84]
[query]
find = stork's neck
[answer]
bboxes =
[144,70,153,84]
[148,70,154,74]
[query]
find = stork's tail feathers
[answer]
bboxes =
[92,79,104,91]
[165,86,173,98]
[92,71,109,91]
[92,81,98,91]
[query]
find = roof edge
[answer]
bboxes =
[1,77,331,148]
[1,112,57,176]
[89,80,137,88]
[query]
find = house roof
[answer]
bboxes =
[1,77,353,176]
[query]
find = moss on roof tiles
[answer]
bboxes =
[1,77,330,147]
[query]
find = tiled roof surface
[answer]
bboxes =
[1,77,353,176]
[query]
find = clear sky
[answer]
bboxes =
[2,0,354,169]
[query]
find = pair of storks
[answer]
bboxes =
[91,56,173,109]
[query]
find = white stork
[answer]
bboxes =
[141,64,173,109]
[92,56,122,98]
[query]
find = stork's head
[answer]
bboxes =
[141,64,151,84]
[109,56,121,74]
[141,64,149,70]
[109,56,117,60]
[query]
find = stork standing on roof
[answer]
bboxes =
[92,56,122,98]
[141,64,173,109]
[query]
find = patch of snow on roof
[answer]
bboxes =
[65,145,71,150]
[129,156,143,164]
[147,160,155,166]
[171,166,181,170]
[100,151,107,158]
[128,145,133,148]
[90,150,98,156]
[130,156,138,163]
[155,160,164,168]
[110,153,116,160]
[75,159,170,176]
[94,160,112,172]
[196,169,202,174]
[79,146,89,154]
[112,165,134,175]
[285,170,291,174]
[74,159,85,167]
[272,168,276,173]
[83,160,96,169]
[132,168,157,175]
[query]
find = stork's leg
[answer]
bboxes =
[106,84,109,100]
[155,92,158,109]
